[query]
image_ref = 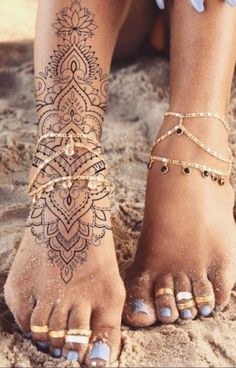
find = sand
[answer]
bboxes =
[1,3,236,367]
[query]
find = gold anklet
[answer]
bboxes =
[28,133,112,203]
[148,111,232,186]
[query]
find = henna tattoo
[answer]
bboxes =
[27,0,111,283]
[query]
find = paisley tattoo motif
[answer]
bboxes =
[28,0,111,283]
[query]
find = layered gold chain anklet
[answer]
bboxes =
[28,133,112,203]
[148,112,233,186]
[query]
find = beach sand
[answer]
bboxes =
[1,2,236,367]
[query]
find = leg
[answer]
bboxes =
[124,0,236,327]
[114,0,157,60]
[4,0,131,365]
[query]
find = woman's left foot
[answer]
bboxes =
[123,113,236,326]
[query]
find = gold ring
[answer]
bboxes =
[67,329,92,337]
[156,288,174,298]
[49,330,66,338]
[195,296,214,304]
[178,300,195,310]
[31,325,49,334]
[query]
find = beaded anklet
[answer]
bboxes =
[148,112,232,186]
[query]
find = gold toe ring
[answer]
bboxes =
[31,325,49,334]
[195,296,214,304]
[156,288,174,298]
[178,300,195,310]
[49,330,66,338]
[67,329,92,337]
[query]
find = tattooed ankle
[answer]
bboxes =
[27,0,112,284]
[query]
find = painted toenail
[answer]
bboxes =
[160,307,171,318]
[23,332,32,339]
[132,300,149,314]
[67,350,79,362]
[226,0,236,7]
[51,348,62,358]
[89,341,110,362]
[181,309,192,319]
[36,341,49,351]
[200,305,212,317]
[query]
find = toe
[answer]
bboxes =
[209,269,235,312]
[63,303,91,363]
[48,303,68,359]
[175,273,197,321]
[123,272,156,327]
[155,274,179,324]
[192,275,215,317]
[85,307,122,367]
[31,300,54,352]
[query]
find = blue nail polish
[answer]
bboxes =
[36,341,49,351]
[156,0,165,9]
[189,0,205,12]
[226,0,236,7]
[51,348,62,359]
[200,305,212,317]
[181,309,192,319]
[160,307,171,318]
[23,332,32,340]
[67,350,79,362]
[132,300,149,315]
[89,341,110,362]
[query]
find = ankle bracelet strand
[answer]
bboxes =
[28,133,112,203]
[148,111,232,186]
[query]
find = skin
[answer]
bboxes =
[4,0,131,366]
[123,0,236,327]
[3,0,236,365]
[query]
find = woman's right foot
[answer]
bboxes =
[4,138,125,366]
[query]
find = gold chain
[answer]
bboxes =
[28,133,111,203]
[148,111,232,186]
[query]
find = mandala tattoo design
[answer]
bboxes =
[27,0,111,283]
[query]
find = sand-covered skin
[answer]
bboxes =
[0,42,236,367]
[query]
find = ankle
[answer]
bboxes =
[149,111,232,185]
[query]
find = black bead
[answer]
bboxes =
[211,174,218,182]
[203,170,209,177]
[176,128,183,135]
[218,178,225,186]
[161,165,168,174]
[183,167,191,175]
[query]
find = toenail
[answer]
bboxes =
[181,309,192,319]
[23,332,32,339]
[36,341,49,351]
[160,307,171,318]
[200,305,212,317]
[67,350,79,362]
[88,341,110,362]
[51,348,62,359]
[132,300,149,314]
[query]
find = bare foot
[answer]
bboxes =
[4,138,125,366]
[123,113,236,327]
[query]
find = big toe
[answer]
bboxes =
[123,272,156,327]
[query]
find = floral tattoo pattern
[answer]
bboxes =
[27,0,111,283]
